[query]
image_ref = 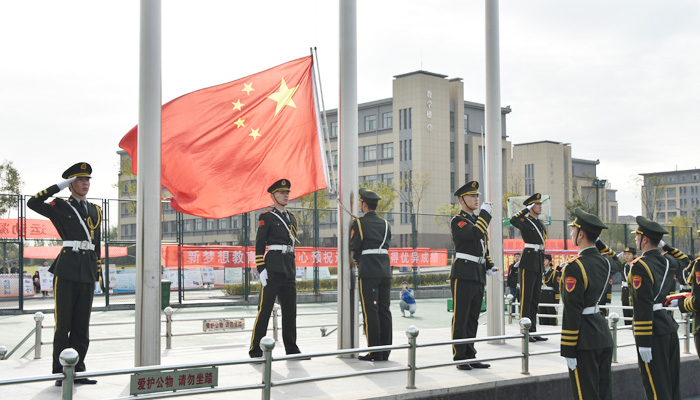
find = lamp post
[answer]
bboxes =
[592,178,607,218]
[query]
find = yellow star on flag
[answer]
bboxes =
[242,83,254,95]
[232,99,244,111]
[267,78,298,116]
[249,128,261,140]
[234,118,245,128]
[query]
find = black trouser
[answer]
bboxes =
[52,276,94,374]
[539,290,558,326]
[359,277,392,358]
[248,271,300,357]
[451,278,484,360]
[519,269,541,332]
[568,347,613,400]
[637,331,681,400]
[621,286,632,326]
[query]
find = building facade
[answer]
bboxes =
[640,168,700,225]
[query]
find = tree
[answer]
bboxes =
[565,196,597,221]
[295,189,331,246]
[434,202,461,248]
[636,174,666,221]
[397,172,431,214]
[116,156,137,217]
[0,160,24,217]
[667,215,694,251]
[361,181,397,218]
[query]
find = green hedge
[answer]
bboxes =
[221,272,450,296]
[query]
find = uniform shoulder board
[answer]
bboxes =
[261,209,272,214]
[630,255,644,265]
[565,255,581,263]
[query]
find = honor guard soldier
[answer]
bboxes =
[249,179,305,358]
[450,181,497,370]
[595,240,624,318]
[560,208,614,400]
[619,246,637,325]
[510,193,548,341]
[350,188,393,361]
[629,216,681,400]
[539,254,560,326]
[27,162,101,386]
[670,229,700,360]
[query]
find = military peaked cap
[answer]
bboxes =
[454,181,480,197]
[268,179,291,193]
[569,208,608,236]
[544,253,552,261]
[62,162,92,179]
[359,187,381,202]
[624,246,637,255]
[633,216,668,241]
[523,193,542,206]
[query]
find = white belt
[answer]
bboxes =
[268,245,294,254]
[541,286,553,291]
[621,282,628,288]
[653,303,664,311]
[680,285,691,290]
[455,252,485,264]
[361,249,389,255]
[63,240,95,252]
[523,243,545,251]
[582,305,599,315]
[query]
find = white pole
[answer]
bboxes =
[338,0,359,355]
[485,0,505,341]
[135,0,162,366]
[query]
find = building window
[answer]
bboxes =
[207,219,216,230]
[693,173,699,181]
[184,220,193,231]
[220,218,229,229]
[525,164,535,195]
[400,108,412,129]
[656,200,665,210]
[657,212,665,222]
[331,150,338,166]
[408,139,412,160]
[195,219,203,231]
[450,111,455,132]
[451,172,455,193]
[364,115,377,131]
[380,173,394,185]
[464,115,469,134]
[330,121,338,138]
[450,142,455,162]
[363,175,378,185]
[667,187,676,197]
[381,143,393,159]
[464,144,469,162]
[364,145,376,161]
[667,199,676,209]
[382,112,393,128]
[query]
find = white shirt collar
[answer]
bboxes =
[578,245,596,255]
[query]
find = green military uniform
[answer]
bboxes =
[539,254,560,326]
[560,208,613,400]
[350,188,392,361]
[249,179,302,358]
[629,216,680,400]
[661,243,690,294]
[677,254,700,360]
[619,247,637,326]
[510,193,547,336]
[27,162,101,376]
[449,181,494,367]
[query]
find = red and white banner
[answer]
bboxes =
[0,219,60,239]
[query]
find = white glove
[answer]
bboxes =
[658,240,666,248]
[480,203,492,214]
[616,252,624,259]
[638,347,652,363]
[57,176,77,191]
[669,299,679,307]
[565,357,577,371]
[259,269,268,287]
[486,266,499,276]
[526,204,534,211]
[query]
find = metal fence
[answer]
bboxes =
[2,192,697,312]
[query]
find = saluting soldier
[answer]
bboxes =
[560,208,613,400]
[670,229,700,360]
[620,246,637,325]
[539,254,560,326]
[350,188,392,361]
[510,193,548,341]
[629,216,681,400]
[595,240,624,318]
[659,240,691,294]
[249,179,304,358]
[27,162,101,386]
[449,181,497,370]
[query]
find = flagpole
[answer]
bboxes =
[338,0,359,355]
[485,0,505,342]
[135,0,162,366]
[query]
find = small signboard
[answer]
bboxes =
[130,367,217,395]
[203,318,245,332]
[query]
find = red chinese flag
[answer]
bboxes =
[119,56,328,218]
